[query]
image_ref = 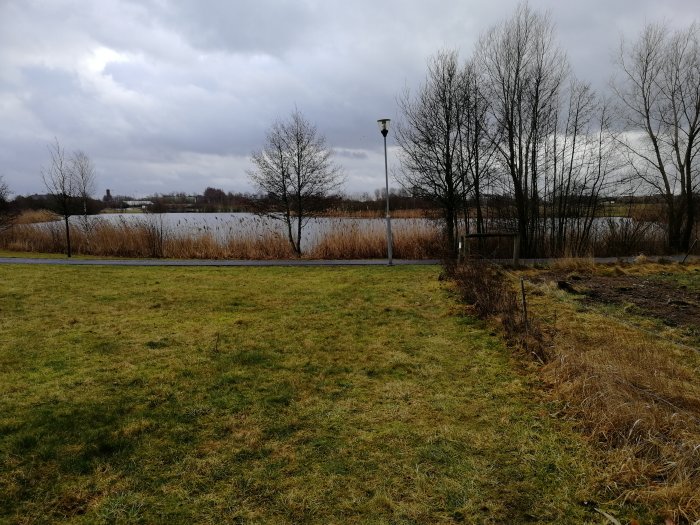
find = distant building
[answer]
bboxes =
[103,189,113,202]
[124,200,154,210]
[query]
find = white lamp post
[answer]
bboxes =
[377,118,393,265]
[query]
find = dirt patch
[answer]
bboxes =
[541,271,700,332]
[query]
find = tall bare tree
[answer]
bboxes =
[41,140,96,257]
[249,110,342,255]
[541,82,620,255]
[396,50,471,254]
[614,22,700,252]
[476,3,569,256]
[42,139,76,257]
[459,60,497,237]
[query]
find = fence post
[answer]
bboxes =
[682,238,697,264]
[520,278,528,330]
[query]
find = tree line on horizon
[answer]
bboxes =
[0,180,433,215]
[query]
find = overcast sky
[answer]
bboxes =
[1,0,699,198]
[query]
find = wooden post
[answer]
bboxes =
[512,235,520,266]
[520,278,528,330]
[682,238,697,264]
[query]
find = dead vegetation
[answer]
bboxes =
[446,260,700,523]
[443,261,548,362]
[2,220,297,259]
[0,217,442,259]
[311,221,442,259]
[12,209,60,225]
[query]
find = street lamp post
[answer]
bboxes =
[377,118,393,265]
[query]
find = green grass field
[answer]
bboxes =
[0,264,605,523]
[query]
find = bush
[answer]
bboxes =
[443,261,548,361]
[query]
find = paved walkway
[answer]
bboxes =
[0,255,695,267]
[0,257,440,267]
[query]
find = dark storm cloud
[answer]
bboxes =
[1,0,699,197]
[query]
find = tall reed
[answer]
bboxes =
[0,217,442,259]
[310,219,443,259]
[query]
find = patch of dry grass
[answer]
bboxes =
[444,261,548,363]
[524,266,700,523]
[446,260,700,522]
[549,257,598,272]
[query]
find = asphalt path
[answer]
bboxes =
[0,255,696,267]
[0,257,440,267]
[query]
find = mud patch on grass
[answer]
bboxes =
[543,271,700,333]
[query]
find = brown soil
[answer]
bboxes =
[540,270,700,332]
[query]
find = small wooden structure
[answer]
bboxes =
[458,233,520,266]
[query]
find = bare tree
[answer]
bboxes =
[459,60,497,237]
[396,50,471,254]
[0,176,8,202]
[41,139,97,257]
[614,22,700,252]
[0,175,15,233]
[42,139,76,257]
[476,3,569,256]
[398,5,619,257]
[72,150,97,236]
[249,110,342,255]
[541,82,621,255]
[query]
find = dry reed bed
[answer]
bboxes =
[13,209,60,225]
[0,218,442,259]
[447,261,700,522]
[311,222,442,259]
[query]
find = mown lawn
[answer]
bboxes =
[0,264,601,524]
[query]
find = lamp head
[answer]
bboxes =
[377,118,390,137]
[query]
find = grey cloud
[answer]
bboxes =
[334,149,369,160]
[1,0,700,197]
[150,0,318,56]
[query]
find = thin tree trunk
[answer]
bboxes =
[64,215,72,258]
[284,209,296,254]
